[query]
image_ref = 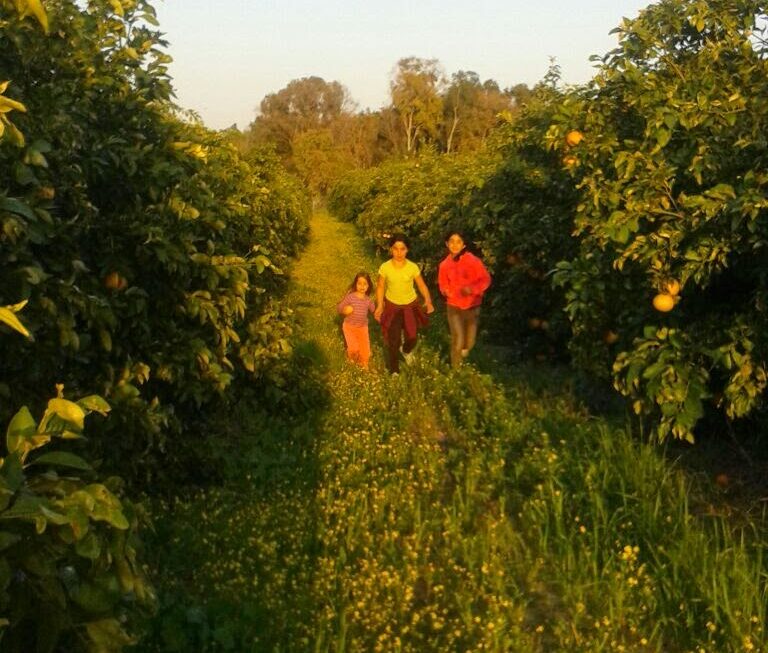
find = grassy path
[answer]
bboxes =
[140,212,767,653]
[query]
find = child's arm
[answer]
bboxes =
[415,274,434,314]
[337,294,354,316]
[374,277,385,321]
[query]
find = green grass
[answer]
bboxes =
[135,211,768,653]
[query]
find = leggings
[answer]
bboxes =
[446,305,480,367]
[342,322,371,368]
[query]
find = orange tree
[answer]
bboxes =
[551,0,768,440]
[0,0,309,485]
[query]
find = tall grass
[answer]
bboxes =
[136,212,767,653]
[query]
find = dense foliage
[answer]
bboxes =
[0,1,308,650]
[0,0,310,485]
[551,0,768,441]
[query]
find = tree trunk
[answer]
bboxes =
[446,105,459,154]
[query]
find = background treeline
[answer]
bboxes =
[0,0,309,649]
[322,0,768,445]
[239,57,534,196]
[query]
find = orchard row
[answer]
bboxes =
[329,0,768,443]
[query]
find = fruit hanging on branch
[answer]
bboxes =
[104,271,127,291]
[652,293,675,312]
[565,130,584,146]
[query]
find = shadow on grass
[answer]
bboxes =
[134,339,333,652]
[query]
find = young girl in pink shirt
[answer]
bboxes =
[337,271,376,369]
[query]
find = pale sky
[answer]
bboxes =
[152,0,654,131]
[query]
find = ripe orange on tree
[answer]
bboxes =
[603,330,619,344]
[565,130,584,146]
[652,293,675,312]
[103,271,126,291]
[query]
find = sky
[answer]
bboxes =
[152,0,654,131]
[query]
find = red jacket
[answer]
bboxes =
[438,251,491,310]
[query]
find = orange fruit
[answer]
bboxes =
[565,130,584,146]
[652,293,675,312]
[104,271,121,290]
[664,279,681,296]
[562,155,577,167]
[603,330,619,344]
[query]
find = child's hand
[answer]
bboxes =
[342,305,354,316]
[425,301,435,314]
[374,307,383,322]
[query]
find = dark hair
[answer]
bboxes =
[388,233,410,249]
[348,271,373,295]
[444,229,468,244]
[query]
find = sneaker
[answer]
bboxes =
[460,348,469,358]
[402,350,415,365]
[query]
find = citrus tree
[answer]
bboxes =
[552,0,768,440]
[0,0,309,484]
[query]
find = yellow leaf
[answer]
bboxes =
[47,398,85,429]
[18,0,49,33]
[0,96,27,114]
[0,306,30,337]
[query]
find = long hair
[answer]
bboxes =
[348,271,373,295]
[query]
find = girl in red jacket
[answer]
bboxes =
[437,231,491,368]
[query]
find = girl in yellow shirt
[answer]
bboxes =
[374,234,434,374]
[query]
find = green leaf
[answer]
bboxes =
[6,406,36,454]
[0,453,24,498]
[75,531,102,560]
[0,196,37,221]
[29,451,93,472]
[85,619,135,652]
[0,494,46,521]
[0,531,21,552]
[77,395,111,416]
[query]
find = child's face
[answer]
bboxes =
[446,234,465,256]
[355,277,369,293]
[390,241,408,261]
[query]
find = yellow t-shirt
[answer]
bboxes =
[378,259,420,305]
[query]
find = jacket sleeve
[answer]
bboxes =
[438,260,450,297]
[472,256,492,295]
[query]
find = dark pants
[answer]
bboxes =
[385,308,418,373]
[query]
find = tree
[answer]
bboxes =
[390,57,444,155]
[246,76,353,159]
[442,71,513,153]
[292,128,354,198]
